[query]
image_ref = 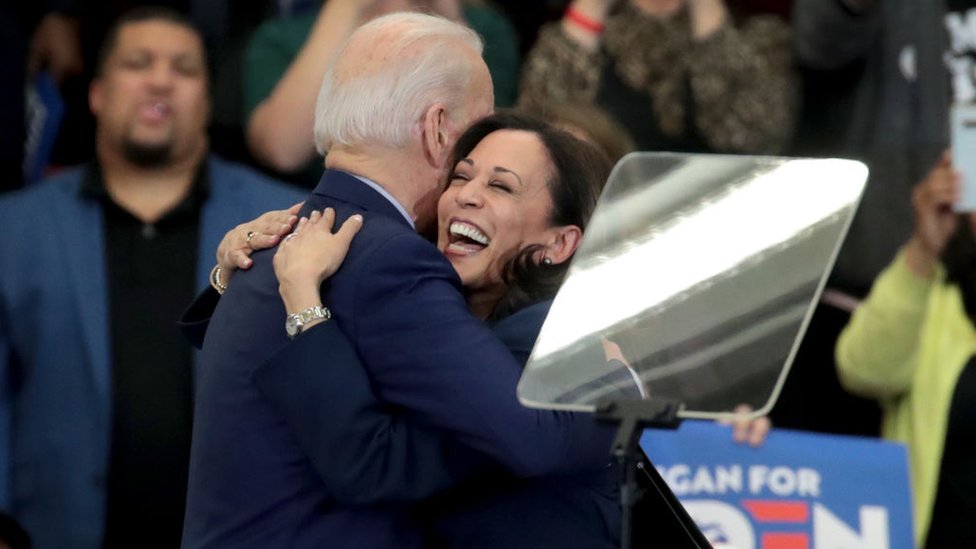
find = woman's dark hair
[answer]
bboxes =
[446,111,613,319]
[532,102,635,164]
[942,216,976,322]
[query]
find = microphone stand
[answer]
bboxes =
[595,399,711,549]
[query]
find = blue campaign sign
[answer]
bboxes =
[641,421,914,549]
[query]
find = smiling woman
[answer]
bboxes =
[433,113,611,319]
[439,128,572,318]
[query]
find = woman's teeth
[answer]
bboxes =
[449,222,490,245]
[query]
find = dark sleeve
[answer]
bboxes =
[253,320,497,505]
[792,0,880,70]
[242,16,307,120]
[346,235,613,478]
[489,301,551,367]
[178,287,221,350]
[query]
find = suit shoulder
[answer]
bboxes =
[348,227,462,300]
[330,218,459,297]
[361,221,449,263]
[0,167,86,211]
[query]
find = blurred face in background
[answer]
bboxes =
[89,19,210,167]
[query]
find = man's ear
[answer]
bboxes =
[544,225,584,265]
[420,103,451,169]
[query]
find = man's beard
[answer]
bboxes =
[122,137,173,168]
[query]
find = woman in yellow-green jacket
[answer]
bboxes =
[837,152,976,548]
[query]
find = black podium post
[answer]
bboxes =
[595,399,711,549]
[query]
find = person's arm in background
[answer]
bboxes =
[792,0,879,70]
[244,0,475,172]
[516,0,611,113]
[685,0,798,153]
[460,1,520,108]
[836,153,959,398]
[244,0,400,172]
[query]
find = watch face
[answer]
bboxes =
[285,316,301,338]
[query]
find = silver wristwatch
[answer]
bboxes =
[285,305,331,339]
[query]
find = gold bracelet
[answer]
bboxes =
[209,264,227,295]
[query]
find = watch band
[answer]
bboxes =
[285,305,331,339]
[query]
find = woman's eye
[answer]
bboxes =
[450,172,469,184]
[489,181,512,193]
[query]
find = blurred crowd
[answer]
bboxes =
[2,0,800,194]
[1,0,974,548]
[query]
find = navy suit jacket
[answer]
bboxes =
[0,157,304,549]
[182,170,614,548]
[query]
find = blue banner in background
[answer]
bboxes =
[641,422,914,549]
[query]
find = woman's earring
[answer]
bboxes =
[543,257,553,265]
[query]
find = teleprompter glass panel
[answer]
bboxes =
[517,153,868,420]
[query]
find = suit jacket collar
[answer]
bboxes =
[51,173,112,430]
[311,169,415,230]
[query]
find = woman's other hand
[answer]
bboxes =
[906,152,961,278]
[215,203,302,287]
[274,208,364,314]
[719,404,771,448]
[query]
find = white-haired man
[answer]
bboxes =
[181,12,613,549]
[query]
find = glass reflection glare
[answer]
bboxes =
[517,154,868,419]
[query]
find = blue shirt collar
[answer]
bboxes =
[349,173,415,229]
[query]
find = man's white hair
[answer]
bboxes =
[313,12,484,154]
